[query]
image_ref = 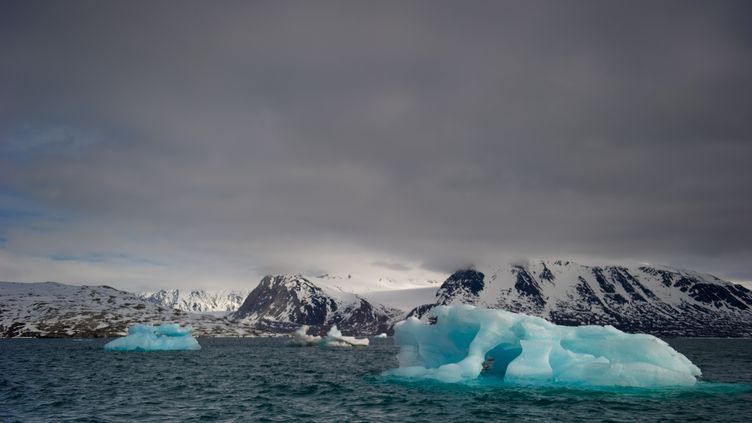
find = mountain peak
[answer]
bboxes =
[435,269,485,305]
[232,274,400,335]
[409,261,752,336]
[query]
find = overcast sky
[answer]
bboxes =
[1,1,751,291]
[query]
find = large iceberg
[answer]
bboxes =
[104,324,201,351]
[386,305,701,387]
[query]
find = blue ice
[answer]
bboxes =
[104,324,201,351]
[386,305,701,387]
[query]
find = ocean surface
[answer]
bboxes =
[1,337,751,422]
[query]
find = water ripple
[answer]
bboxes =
[0,338,750,422]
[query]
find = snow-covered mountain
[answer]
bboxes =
[408,260,752,336]
[6,260,752,338]
[0,281,264,338]
[232,274,402,335]
[138,289,248,313]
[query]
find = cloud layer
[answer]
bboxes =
[1,1,751,290]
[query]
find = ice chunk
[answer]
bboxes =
[373,333,388,339]
[288,325,322,346]
[386,305,701,387]
[322,325,369,347]
[288,325,370,347]
[104,324,201,351]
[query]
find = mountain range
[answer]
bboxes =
[0,282,262,338]
[138,289,248,313]
[408,260,752,337]
[2,260,752,338]
[231,274,402,335]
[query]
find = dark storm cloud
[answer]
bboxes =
[1,0,751,287]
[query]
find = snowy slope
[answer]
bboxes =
[307,273,440,293]
[360,287,437,312]
[408,260,752,336]
[0,281,264,338]
[232,274,403,335]
[138,289,248,313]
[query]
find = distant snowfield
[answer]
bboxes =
[361,287,437,311]
[307,273,441,294]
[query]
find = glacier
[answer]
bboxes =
[386,305,701,387]
[104,324,201,351]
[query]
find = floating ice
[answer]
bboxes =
[322,325,369,347]
[386,305,701,387]
[104,324,201,351]
[373,333,388,339]
[288,325,370,347]
[288,325,322,346]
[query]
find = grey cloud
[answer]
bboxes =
[372,261,412,272]
[1,1,751,288]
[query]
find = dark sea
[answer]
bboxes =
[1,337,751,422]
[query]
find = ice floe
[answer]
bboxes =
[104,324,201,351]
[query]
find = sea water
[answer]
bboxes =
[1,338,750,422]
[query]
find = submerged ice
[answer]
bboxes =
[104,324,201,351]
[387,305,701,387]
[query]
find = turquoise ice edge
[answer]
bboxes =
[385,305,704,387]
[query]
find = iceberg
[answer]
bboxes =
[104,324,201,351]
[288,325,322,346]
[386,305,701,387]
[288,324,370,347]
[322,325,370,347]
[373,333,388,339]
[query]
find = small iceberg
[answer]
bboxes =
[386,305,701,387]
[289,325,369,347]
[288,325,322,346]
[104,324,201,351]
[373,333,388,339]
[322,325,370,347]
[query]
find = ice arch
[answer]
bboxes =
[386,305,701,387]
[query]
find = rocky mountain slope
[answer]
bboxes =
[0,282,264,338]
[6,260,752,338]
[408,261,752,336]
[138,289,248,313]
[232,274,402,335]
